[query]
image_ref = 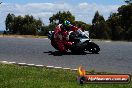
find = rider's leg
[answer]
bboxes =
[57,41,67,52]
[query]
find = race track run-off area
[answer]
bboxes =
[0,37,132,74]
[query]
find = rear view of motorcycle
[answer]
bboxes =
[48,30,100,54]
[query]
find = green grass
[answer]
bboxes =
[0,64,131,88]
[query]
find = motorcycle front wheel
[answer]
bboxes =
[87,42,100,54]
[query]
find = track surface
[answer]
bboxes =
[0,37,132,74]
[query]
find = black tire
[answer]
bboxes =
[87,42,100,54]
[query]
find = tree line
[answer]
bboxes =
[5,14,43,35]
[5,11,91,36]
[90,0,132,40]
[5,0,132,41]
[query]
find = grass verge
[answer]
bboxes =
[0,34,48,38]
[0,64,131,88]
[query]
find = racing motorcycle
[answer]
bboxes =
[48,30,100,54]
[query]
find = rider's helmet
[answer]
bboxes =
[63,20,72,31]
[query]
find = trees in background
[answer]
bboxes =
[90,0,132,40]
[49,11,75,24]
[90,11,111,39]
[5,11,91,36]
[125,0,132,4]
[49,11,91,31]
[106,1,132,40]
[5,14,43,35]
[107,13,124,40]
[4,0,132,40]
[5,13,15,33]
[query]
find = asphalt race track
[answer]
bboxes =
[0,37,132,74]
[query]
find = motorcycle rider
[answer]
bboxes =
[54,20,78,53]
